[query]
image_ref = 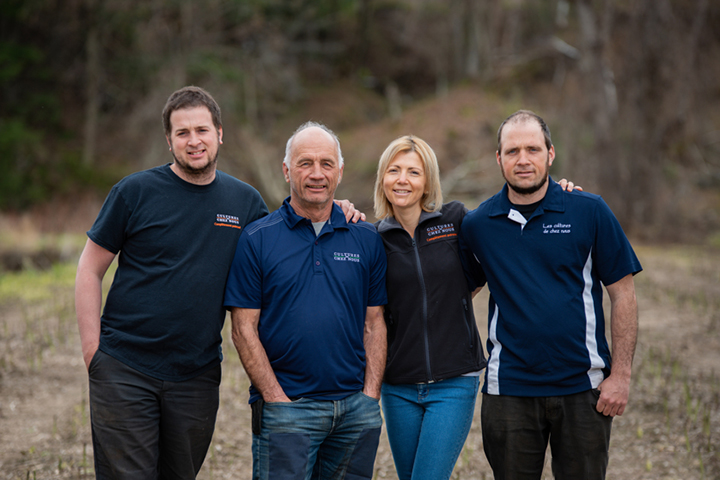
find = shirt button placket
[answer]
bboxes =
[314,238,322,273]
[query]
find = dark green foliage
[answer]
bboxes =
[0,0,718,233]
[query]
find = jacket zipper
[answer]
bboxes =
[412,237,433,382]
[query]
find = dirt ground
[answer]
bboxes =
[1,243,719,479]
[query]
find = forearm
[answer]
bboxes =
[362,306,387,399]
[231,310,289,402]
[596,274,638,416]
[75,270,103,366]
[75,239,115,369]
[609,286,638,380]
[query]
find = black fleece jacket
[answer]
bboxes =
[375,201,486,384]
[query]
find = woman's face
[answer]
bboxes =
[382,150,427,213]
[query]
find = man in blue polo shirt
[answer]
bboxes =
[461,110,642,480]
[224,121,388,480]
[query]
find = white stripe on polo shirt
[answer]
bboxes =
[582,248,605,388]
[486,304,502,395]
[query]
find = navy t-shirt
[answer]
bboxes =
[88,164,268,381]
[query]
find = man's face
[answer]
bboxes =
[166,106,223,178]
[283,127,343,210]
[497,120,555,196]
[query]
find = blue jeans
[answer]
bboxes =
[252,391,383,480]
[381,376,480,480]
[481,390,613,480]
[88,349,220,480]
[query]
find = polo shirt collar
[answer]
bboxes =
[376,208,442,233]
[488,176,566,218]
[279,197,349,231]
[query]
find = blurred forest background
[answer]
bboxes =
[2,0,720,242]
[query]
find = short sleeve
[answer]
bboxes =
[458,217,486,291]
[367,233,388,307]
[593,198,643,285]
[87,184,131,254]
[224,229,264,309]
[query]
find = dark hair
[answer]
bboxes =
[496,110,552,152]
[162,86,222,136]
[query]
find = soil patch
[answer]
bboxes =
[1,244,718,479]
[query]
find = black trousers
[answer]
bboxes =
[88,350,221,480]
[481,390,613,480]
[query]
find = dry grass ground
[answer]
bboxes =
[0,243,719,479]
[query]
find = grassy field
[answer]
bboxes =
[0,243,718,479]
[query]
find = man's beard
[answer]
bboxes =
[171,150,218,178]
[502,155,550,196]
[506,172,548,195]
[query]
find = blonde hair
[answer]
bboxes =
[373,135,443,220]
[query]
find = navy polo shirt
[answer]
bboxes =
[224,198,387,403]
[461,178,642,397]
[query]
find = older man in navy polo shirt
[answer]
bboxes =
[224,122,388,480]
[461,110,642,480]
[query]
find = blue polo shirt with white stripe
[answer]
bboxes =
[224,198,387,403]
[460,178,642,397]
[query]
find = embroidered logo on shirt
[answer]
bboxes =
[426,223,457,241]
[215,214,242,230]
[334,252,360,263]
[542,223,571,234]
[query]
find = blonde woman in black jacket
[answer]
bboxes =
[373,135,485,480]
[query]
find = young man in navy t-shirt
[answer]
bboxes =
[75,86,269,479]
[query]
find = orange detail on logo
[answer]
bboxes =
[427,233,457,241]
[214,223,243,230]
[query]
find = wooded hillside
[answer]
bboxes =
[2,0,719,242]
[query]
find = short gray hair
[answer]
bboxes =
[283,121,344,168]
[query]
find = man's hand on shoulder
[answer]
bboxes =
[335,199,366,223]
[558,178,583,192]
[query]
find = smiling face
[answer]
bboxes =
[283,126,343,220]
[497,119,555,204]
[382,150,426,217]
[167,106,223,184]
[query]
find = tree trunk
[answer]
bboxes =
[464,0,480,78]
[236,126,287,210]
[83,24,100,167]
[576,0,625,220]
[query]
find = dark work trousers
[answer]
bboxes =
[88,349,221,480]
[481,390,613,480]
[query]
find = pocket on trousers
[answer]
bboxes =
[590,388,602,410]
[87,349,103,375]
[251,399,264,435]
[360,392,380,403]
